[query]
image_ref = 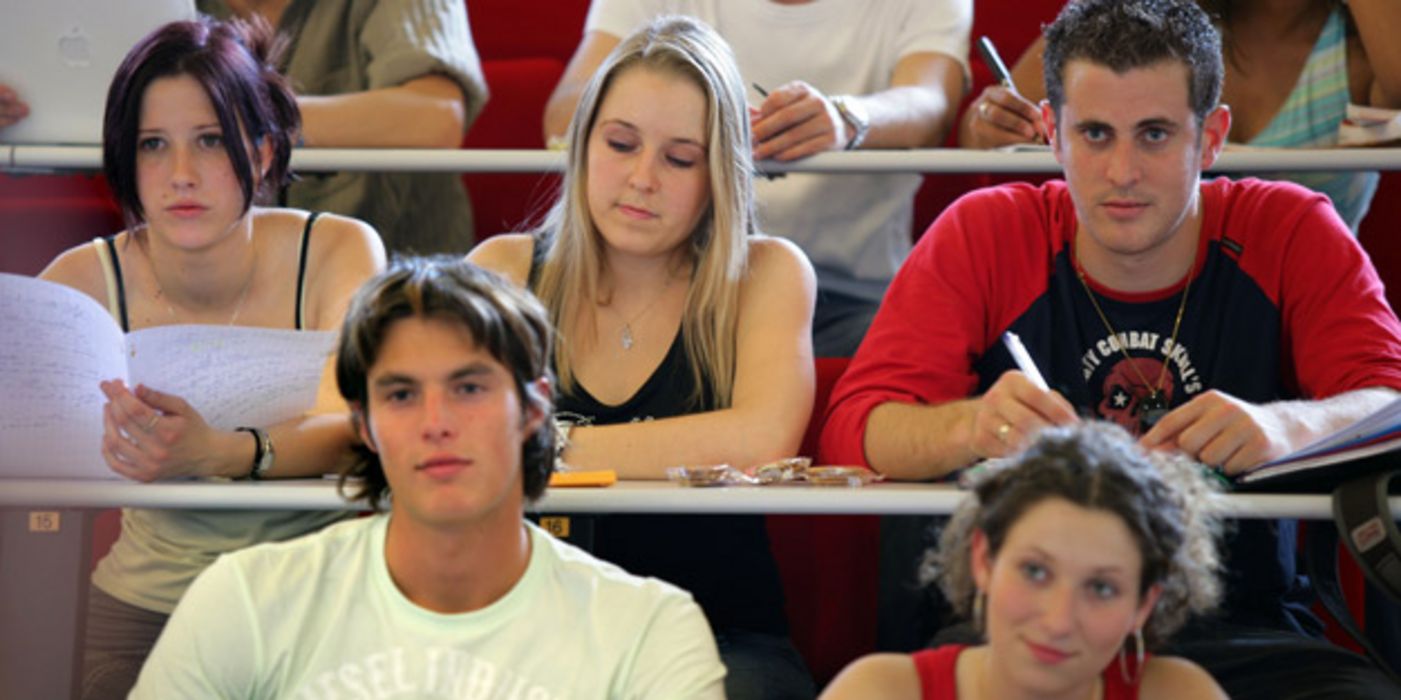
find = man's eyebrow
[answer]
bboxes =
[371,362,496,388]
[1136,117,1179,130]
[1072,118,1112,131]
[447,363,495,381]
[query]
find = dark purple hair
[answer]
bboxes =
[102,15,299,230]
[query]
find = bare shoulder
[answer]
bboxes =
[306,212,383,264]
[744,235,816,289]
[38,237,111,306]
[819,653,921,700]
[1140,655,1227,700]
[294,212,386,330]
[466,233,535,288]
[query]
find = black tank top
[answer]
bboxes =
[531,238,789,635]
[104,212,321,332]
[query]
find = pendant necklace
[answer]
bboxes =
[611,274,675,351]
[1076,258,1193,431]
[150,245,256,326]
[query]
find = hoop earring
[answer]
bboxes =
[972,590,987,634]
[1118,626,1145,685]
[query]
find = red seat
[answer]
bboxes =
[0,174,122,275]
[912,0,1066,242]
[462,0,591,240]
[768,357,881,686]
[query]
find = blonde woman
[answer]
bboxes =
[469,15,817,700]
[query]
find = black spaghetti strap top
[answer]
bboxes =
[106,212,321,332]
[528,238,789,636]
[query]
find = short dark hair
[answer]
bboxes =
[1042,0,1223,125]
[335,256,557,510]
[103,16,299,231]
[924,422,1224,648]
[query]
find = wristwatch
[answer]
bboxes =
[236,426,275,480]
[831,95,871,150]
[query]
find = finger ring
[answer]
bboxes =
[979,102,990,119]
[145,414,159,432]
[996,423,1012,442]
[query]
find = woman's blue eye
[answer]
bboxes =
[666,155,696,168]
[138,137,164,151]
[198,133,224,148]
[454,382,483,395]
[385,388,414,403]
[1020,562,1048,582]
[1089,579,1120,599]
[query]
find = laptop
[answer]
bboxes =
[0,0,196,145]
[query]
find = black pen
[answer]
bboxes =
[748,82,785,180]
[977,36,1019,95]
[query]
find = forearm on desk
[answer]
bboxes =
[215,413,357,480]
[298,75,468,148]
[859,52,967,149]
[562,407,806,480]
[863,399,979,482]
[1267,386,1401,453]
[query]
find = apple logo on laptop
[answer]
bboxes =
[59,27,92,67]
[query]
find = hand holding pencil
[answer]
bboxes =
[960,36,1045,149]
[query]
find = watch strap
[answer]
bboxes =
[235,426,274,480]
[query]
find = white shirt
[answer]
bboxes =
[587,0,973,300]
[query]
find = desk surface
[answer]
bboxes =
[8,145,1401,174]
[3,478,1395,519]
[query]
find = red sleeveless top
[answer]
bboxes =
[912,644,1143,700]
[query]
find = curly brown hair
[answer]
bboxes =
[1042,0,1223,127]
[921,421,1224,648]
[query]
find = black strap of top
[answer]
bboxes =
[104,236,131,332]
[526,234,547,292]
[294,212,321,330]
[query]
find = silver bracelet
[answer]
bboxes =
[552,418,573,469]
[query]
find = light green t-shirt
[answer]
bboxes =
[132,516,727,699]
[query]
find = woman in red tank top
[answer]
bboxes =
[821,422,1228,700]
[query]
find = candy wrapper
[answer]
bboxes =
[751,457,813,484]
[804,466,883,487]
[667,458,882,488]
[667,464,754,487]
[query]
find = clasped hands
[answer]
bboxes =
[99,379,244,482]
[971,371,1292,474]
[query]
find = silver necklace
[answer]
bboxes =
[610,275,675,351]
[150,247,256,326]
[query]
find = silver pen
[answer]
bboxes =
[1002,331,1049,391]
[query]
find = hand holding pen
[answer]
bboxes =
[960,36,1045,149]
[967,332,1079,461]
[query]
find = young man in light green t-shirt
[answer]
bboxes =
[133,258,726,699]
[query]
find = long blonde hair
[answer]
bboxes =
[533,15,754,408]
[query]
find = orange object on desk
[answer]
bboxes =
[548,469,618,487]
